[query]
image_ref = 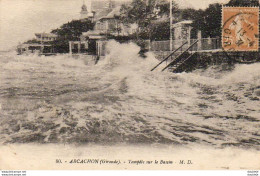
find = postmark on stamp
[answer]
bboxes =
[222,6,259,51]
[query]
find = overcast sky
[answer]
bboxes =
[0,0,229,51]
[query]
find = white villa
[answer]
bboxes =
[69,0,136,54]
[35,33,57,43]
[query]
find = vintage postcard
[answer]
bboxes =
[0,0,260,171]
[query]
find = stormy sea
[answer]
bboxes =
[0,41,260,151]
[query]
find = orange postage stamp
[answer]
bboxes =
[222,6,259,51]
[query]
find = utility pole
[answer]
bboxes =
[169,0,173,51]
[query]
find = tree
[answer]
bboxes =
[51,19,94,53]
[180,8,204,38]
[150,21,170,41]
[120,0,179,40]
[187,3,222,38]
[227,0,259,6]
[120,0,155,39]
[202,3,222,38]
[181,8,203,21]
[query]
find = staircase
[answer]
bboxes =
[151,40,198,73]
[150,41,188,71]
[167,52,197,73]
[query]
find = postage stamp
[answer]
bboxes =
[222,6,259,51]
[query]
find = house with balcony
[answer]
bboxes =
[17,33,57,55]
[35,33,57,43]
[69,1,136,55]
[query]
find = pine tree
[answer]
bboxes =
[227,0,259,6]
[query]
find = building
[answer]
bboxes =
[17,33,57,55]
[93,6,136,36]
[80,1,95,22]
[172,20,193,41]
[69,1,134,55]
[79,0,122,22]
[91,0,124,12]
[35,33,57,43]
[16,43,54,55]
[81,3,136,40]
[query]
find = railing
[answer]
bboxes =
[161,40,199,72]
[95,38,221,57]
[150,38,221,52]
[150,41,188,71]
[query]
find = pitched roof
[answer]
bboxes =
[94,8,113,21]
[101,6,121,19]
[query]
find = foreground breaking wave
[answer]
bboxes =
[0,41,259,149]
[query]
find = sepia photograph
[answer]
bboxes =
[0,0,259,171]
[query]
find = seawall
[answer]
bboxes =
[152,50,260,72]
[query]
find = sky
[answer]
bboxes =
[0,0,229,51]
